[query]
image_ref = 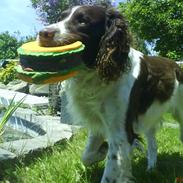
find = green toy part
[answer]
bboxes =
[16,41,85,84]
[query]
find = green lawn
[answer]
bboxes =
[0,127,183,183]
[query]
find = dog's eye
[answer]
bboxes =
[77,15,88,26]
[78,18,87,25]
[79,21,87,26]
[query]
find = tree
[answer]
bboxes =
[0,31,35,60]
[31,0,69,24]
[31,0,111,24]
[130,32,149,55]
[0,32,21,60]
[120,0,183,60]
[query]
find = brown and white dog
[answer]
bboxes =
[38,5,183,183]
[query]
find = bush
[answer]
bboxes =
[0,61,18,85]
[120,0,183,60]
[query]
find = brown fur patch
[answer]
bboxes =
[125,55,182,144]
[96,8,131,82]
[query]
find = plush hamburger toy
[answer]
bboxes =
[16,41,85,84]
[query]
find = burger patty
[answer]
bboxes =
[19,53,83,72]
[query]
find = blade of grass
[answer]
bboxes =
[0,94,26,135]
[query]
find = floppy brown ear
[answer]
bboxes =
[96,8,131,82]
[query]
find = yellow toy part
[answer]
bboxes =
[20,41,83,53]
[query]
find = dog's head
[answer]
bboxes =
[38,5,130,81]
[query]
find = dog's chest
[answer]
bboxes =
[65,70,135,133]
[65,71,122,128]
[71,72,114,107]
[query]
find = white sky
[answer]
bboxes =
[0,0,43,37]
[0,0,125,38]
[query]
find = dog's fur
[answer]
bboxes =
[38,5,183,183]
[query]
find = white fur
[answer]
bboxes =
[44,6,80,42]
[66,49,142,134]
[145,128,157,170]
[57,6,80,34]
[65,48,141,182]
[82,132,107,166]
[129,48,143,79]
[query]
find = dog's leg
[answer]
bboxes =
[101,131,134,183]
[174,87,183,143]
[82,131,108,166]
[178,118,183,143]
[145,127,157,171]
[174,109,183,143]
[180,122,183,143]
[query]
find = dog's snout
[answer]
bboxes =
[39,28,59,39]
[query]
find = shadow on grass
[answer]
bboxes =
[84,152,183,183]
[84,163,104,183]
[133,152,183,183]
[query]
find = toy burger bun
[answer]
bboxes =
[16,41,85,84]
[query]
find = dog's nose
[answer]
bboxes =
[39,28,59,39]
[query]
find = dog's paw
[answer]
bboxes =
[82,142,108,166]
[82,151,106,166]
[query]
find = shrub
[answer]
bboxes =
[0,61,18,85]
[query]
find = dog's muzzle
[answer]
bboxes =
[38,27,82,47]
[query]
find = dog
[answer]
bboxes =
[38,5,183,183]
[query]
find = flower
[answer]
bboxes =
[48,0,59,6]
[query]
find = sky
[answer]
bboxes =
[0,0,43,38]
[0,0,124,38]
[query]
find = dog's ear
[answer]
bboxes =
[96,8,131,82]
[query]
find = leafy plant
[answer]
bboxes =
[31,0,111,24]
[0,61,18,85]
[31,0,70,24]
[120,0,183,60]
[0,32,20,60]
[0,95,26,136]
[0,32,34,59]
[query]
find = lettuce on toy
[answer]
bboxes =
[16,41,85,84]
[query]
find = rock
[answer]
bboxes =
[0,82,6,89]
[0,88,48,108]
[29,84,49,96]
[60,86,73,125]
[0,148,16,161]
[7,80,29,93]
[0,109,74,156]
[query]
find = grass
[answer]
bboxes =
[0,126,183,183]
[0,95,26,136]
[133,127,183,183]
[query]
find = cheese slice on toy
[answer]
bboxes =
[19,41,84,54]
[16,41,85,84]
